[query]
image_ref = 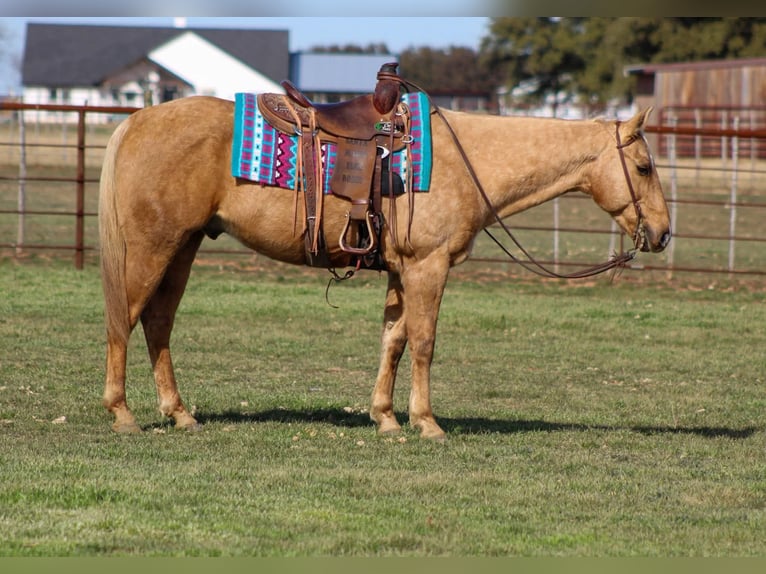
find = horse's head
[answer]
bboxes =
[590,108,671,253]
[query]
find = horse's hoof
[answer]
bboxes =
[174,418,203,432]
[377,425,402,437]
[375,419,402,437]
[112,421,142,434]
[412,420,447,442]
[171,411,201,431]
[421,431,447,443]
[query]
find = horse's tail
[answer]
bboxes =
[98,118,131,345]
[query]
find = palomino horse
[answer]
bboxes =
[99,96,670,440]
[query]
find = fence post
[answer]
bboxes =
[694,108,701,189]
[75,109,86,270]
[728,117,739,275]
[16,109,27,257]
[552,197,560,274]
[721,110,728,186]
[667,115,678,278]
[749,109,756,190]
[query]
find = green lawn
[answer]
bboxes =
[0,260,764,556]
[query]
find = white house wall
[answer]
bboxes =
[148,31,283,100]
[21,86,113,123]
[100,58,192,107]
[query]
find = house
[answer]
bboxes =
[625,57,766,157]
[21,22,289,122]
[21,23,404,123]
[24,23,490,125]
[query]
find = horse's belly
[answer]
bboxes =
[215,186,355,266]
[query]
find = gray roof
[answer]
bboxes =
[625,57,766,75]
[22,23,290,87]
[290,52,399,93]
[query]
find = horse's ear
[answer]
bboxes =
[619,107,652,142]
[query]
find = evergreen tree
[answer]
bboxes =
[481,18,587,114]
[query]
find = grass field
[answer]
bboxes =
[0,259,764,556]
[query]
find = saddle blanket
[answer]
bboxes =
[231,91,432,193]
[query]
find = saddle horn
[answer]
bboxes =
[373,62,402,115]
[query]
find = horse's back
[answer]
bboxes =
[111,97,237,230]
[118,96,234,163]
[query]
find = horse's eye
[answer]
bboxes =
[637,164,652,176]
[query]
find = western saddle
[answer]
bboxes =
[257,62,411,269]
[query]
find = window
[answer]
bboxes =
[162,86,178,102]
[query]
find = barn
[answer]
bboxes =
[625,57,766,157]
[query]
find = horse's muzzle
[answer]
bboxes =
[643,228,671,253]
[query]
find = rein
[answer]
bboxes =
[333,69,646,281]
[433,102,645,279]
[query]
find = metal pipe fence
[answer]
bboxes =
[1,101,764,280]
[0,102,140,269]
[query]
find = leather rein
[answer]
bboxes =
[331,70,647,282]
[389,72,647,279]
[439,109,647,279]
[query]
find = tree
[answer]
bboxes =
[308,43,497,104]
[398,46,493,94]
[308,43,391,55]
[482,17,766,108]
[480,18,588,115]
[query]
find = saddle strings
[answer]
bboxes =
[310,108,323,254]
[280,96,324,254]
[385,101,415,250]
[281,97,307,238]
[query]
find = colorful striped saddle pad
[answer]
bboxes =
[231,92,433,193]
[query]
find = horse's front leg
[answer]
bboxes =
[401,254,450,440]
[370,272,407,436]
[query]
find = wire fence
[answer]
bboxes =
[1,101,764,281]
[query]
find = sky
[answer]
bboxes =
[0,16,492,94]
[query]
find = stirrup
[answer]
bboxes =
[339,211,378,256]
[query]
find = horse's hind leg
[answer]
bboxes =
[103,254,142,434]
[140,232,204,430]
[105,335,140,433]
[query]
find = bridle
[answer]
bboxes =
[435,108,648,279]
[614,121,647,253]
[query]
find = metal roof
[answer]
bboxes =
[625,57,766,76]
[289,52,399,93]
[22,23,289,87]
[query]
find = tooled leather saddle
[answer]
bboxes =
[257,62,410,269]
